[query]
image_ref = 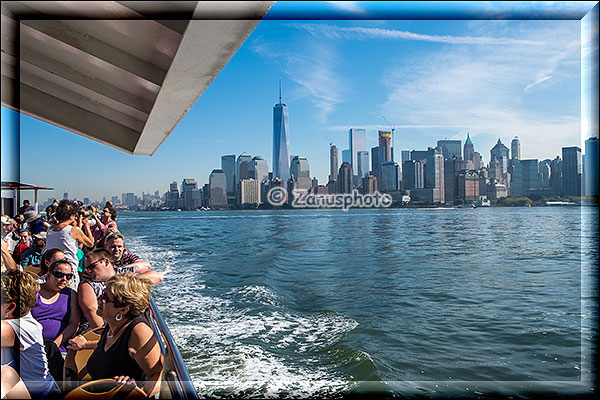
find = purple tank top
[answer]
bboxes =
[31,287,72,352]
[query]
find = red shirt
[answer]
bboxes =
[12,243,30,263]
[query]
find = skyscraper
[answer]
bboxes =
[425,147,445,203]
[437,139,462,160]
[378,131,392,163]
[380,161,400,192]
[209,169,228,207]
[402,160,425,190]
[490,138,510,175]
[236,153,252,183]
[464,133,474,162]
[338,162,353,194]
[249,156,269,182]
[584,137,599,196]
[342,149,351,164]
[510,159,543,197]
[562,146,582,196]
[273,82,291,181]
[348,128,366,175]
[401,150,410,165]
[511,136,521,160]
[221,155,236,195]
[329,144,338,182]
[371,146,381,181]
[357,150,369,178]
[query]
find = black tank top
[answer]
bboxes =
[87,314,151,382]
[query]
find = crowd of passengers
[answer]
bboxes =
[1,199,164,398]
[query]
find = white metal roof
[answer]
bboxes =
[1,1,273,155]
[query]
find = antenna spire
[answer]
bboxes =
[279,78,282,104]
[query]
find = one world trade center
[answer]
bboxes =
[273,80,291,182]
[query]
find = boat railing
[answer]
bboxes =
[148,298,199,400]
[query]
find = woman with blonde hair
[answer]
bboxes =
[68,272,163,397]
[1,270,60,398]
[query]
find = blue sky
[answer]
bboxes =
[2,1,598,203]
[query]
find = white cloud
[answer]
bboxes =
[524,75,552,91]
[378,21,581,160]
[293,23,541,45]
[325,1,368,16]
[249,34,347,122]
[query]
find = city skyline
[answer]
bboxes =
[2,2,598,203]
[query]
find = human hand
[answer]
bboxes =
[67,335,88,350]
[113,376,136,387]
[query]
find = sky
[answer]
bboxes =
[2,1,598,204]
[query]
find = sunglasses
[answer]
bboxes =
[86,258,107,270]
[100,292,117,305]
[51,271,74,280]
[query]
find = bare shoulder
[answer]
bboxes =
[128,320,156,351]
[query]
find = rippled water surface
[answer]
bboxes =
[117,207,598,398]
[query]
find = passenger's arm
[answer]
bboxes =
[54,290,81,348]
[1,320,16,347]
[71,219,94,248]
[78,282,104,329]
[127,323,163,397]
[138,270,163,286]
[1,240,18,271]
[127,260,151,273]
[67,335,98,351]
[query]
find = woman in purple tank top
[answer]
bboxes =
[31,259,81,353]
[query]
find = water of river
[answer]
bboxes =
[117,207,598,398]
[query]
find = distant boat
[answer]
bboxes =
[545,201,576,206]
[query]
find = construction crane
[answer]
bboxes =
[382,116,396,162]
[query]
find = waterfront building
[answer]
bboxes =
[236,153,252,183]
[510,159,543,197]
[444,157,464,203]
[410,150,428,162]
[239,179,261,205]
[379,131,392,163]
[371,146,381,181]
[402,160,425,190]
[329,144,338,182]
[342,149,351,164]
[273,85,291,181]
[380,161,400,192]
[464,133,474,162]
[338,162,353,194]
[249,156,269,182]
[549,156,562,196]
[357,151,369,178]
[165,181,182,209]
[181,178,201,210]
[348,128,366,175]
[123,192,136,206]
[584,137,599,197]
[457,171,479,201]
[261,178,285,205]
[290,156,312,190]
[401,150,410,165]
[425,147,445,203]
[290,156,309,180]
[326,179,337,195]
[209,169,228,207]
[539,160,551,188]
[511,136,521,161]
[361,173,378,194]
[486,181,509,200]
[437,139,462,160]
[562,146,582,196]
[221,155,236,195]
[490,138,510,175]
